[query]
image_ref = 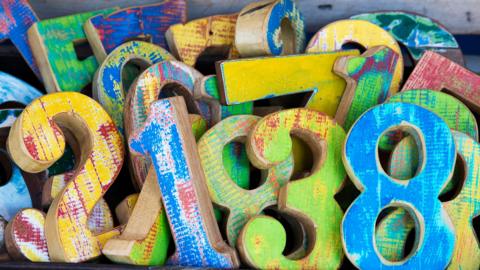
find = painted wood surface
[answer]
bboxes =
[93,41,173,135]
[5,209,49,262]
[403,51,480,113]
[342,102,456,268]
[333,46,398,131]
[28,1,480,35]
[0,109,21,129]
[306,19,403,94]
[128,97,239,268]
[166,14,238,66]
[198,115,293,246]
[235,0,306,57]
[7,92,124,263]
[351,11,464,65]
[103,166,170,266]
[217,50,359,116]
[28,8,117,93]
[0,71,42,106]
[238,108,346,269]
[0,0,40,78]
[84,0,186,62]
[124,60,203,188]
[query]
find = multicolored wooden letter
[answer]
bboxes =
[84,1,186,62]
[238,108,346,269]
[306,19,403,93]
[0,0,40,78]
[128,97,239,267]
[93,41,173,135]
[198,115,293,246]
[7,92,124,262]
[342,102,455,268]
[351,11,464,64]
[124,60,204,187]
[166,14,238,66]
[333,46,399,130]
[5,209,49,262]
[28,8,117,92]
[0,71,42,106]
[217,50,358,116]
[403,51,480,113]
[235,0,306,57]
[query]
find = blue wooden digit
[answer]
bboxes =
[342,102,456,269]
[128,97,239,268]
[0,0,40,78]
[0,71,42,106]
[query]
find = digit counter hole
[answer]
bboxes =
[122,59,152,91]
[0,150,13,186]
[159,82,202,115]
[439,154,466,202]
[280,18,295,55]
[194,45,231,75]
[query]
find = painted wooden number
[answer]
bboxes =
[85,1,186,62]
[235,0,306,57]
[0,0,40,78]
[217,50,358,116]
[7,92,124,262]
[238,108,346,269]
[198,115,293,246]
[334,46,398,130]
[93,41,173,135]
[403,51,480,113]
[129,97,239,267]
[306,19,403,93]
[342,102,455,268]
[28,8,117,93]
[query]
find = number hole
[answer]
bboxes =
[73,39,94,61]
[341,42,366,54]
[122,59,152,91]
[159,82,201,115]
[439,154,466,202]
[222,141,265,190]
[280,18,295,55]
[0,150,13,186]
[194,45,231,75]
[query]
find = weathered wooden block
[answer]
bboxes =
[129,97,239,268]
[238,108,346,269]
[342,102,455,268]
[28,8,117,92]
[84,0,186,62]
[306,19,403,93]
[7,92,124,262]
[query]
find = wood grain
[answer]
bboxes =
[84,0,186,62]
[238,108,346,269]
[334,46,399,131]
[28,8,117,93]
[0,0,41,78]
[235,0,306,57]
[403,51,480,113]
[351,11,464,65]
[92,41,173,135]
[128,97,239,268]
[342,102,455,268]
[198,115,293,246]
[7,92,124,262]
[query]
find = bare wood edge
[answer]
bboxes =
[333,45,388,126]
[235,0,274,57]
[115,194,138,224]
[27,24,61,93]
[164,28,181,61]
[171,96,240,267]
[83,19,108,63]
[214,60,229,105]
[193,76,221,123]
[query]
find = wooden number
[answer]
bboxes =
[306,19,403,93]
[166,14,238,66]
[238,109,346,269]
[342,102,455,268]
[84,1,186,62]
[124,60,203,188]
[217,50,358,116]
[198,115,293,246]
[7,92,124,262]
[103,166,170,266]
[235,0,306,57]
[0,71,42,106]
[334,46,399,130]
[351,11,464,64]
[28,8,117,93]
[0,0,40,78]
[93,41,173,135]
[403,51,480,113]
[129,97,239,267]
[0,109,21,128]
[5,209,49,262]
[115,194,138,225]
